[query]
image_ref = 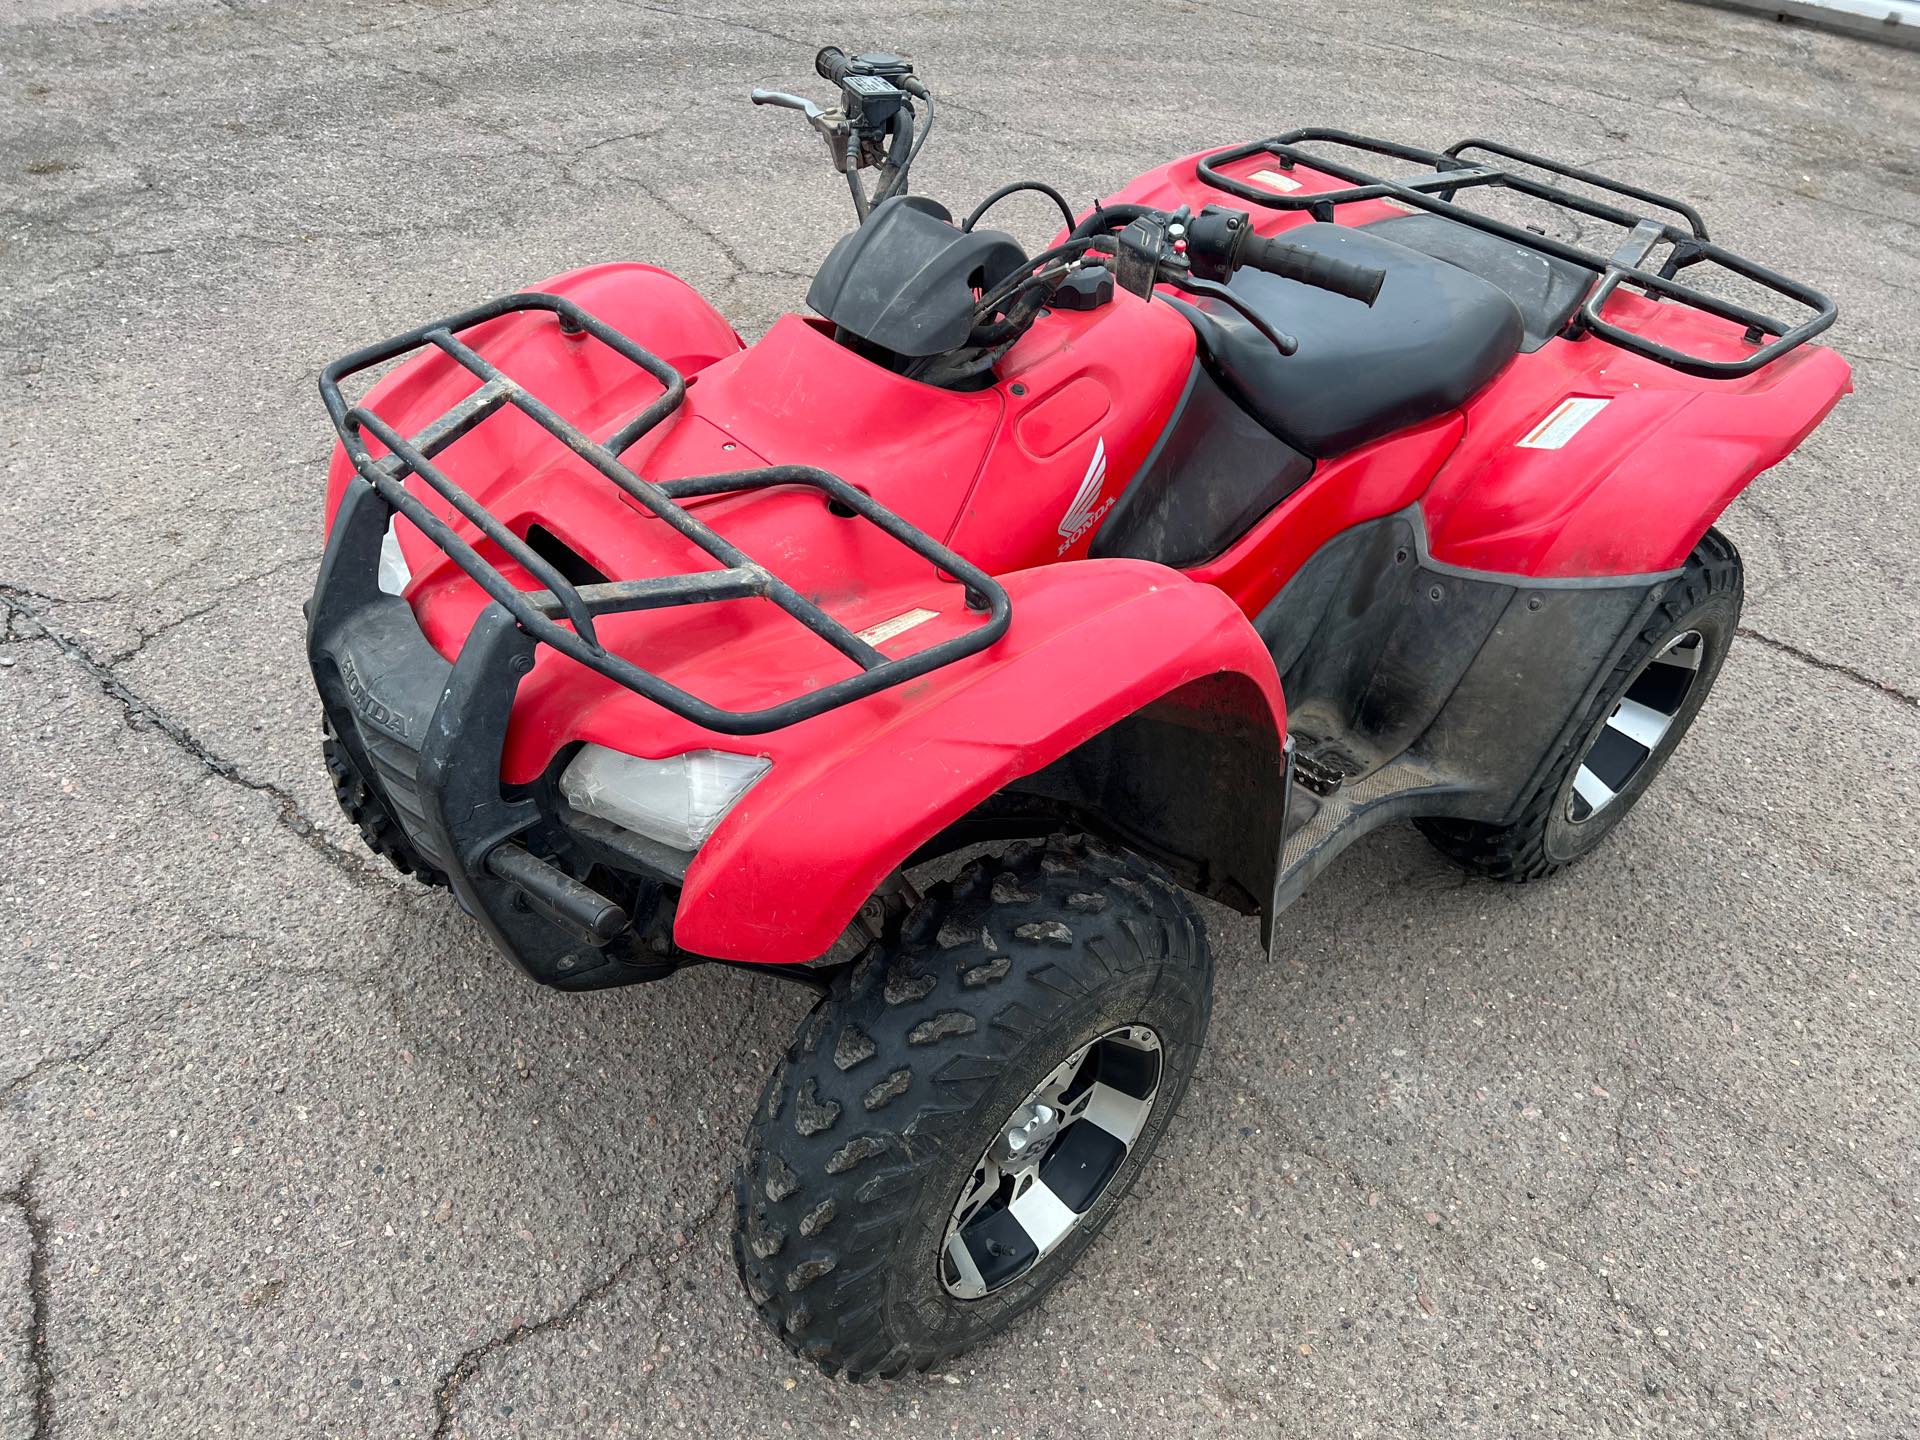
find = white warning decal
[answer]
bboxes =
[1249,167,1303,193]
[855,608,939,647]
[1517,397,1610,450]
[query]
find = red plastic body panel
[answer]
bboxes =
[338,277,1206,794]
[674,561,1282,964]
[1417,303,1851,575]
[946,298,1195,569]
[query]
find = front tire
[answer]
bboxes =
[733,835,1211,1380]
[1417,527,1743,880]
[321,716,446,887]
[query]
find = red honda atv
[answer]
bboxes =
[308,45,1848,1379]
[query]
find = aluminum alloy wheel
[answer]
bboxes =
[1567,629,1704,824]
[939,1025,1162,1299]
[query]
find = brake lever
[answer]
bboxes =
[751,89,853,172]
[751,89,825,121]
[1160,271,1299,356]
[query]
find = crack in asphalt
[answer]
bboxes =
[1546,1068,1639,1235]
[1735,625,1918,710]
[101,549,322,668]
[1,1019,139,1110]
[1222,1077,1499,1289]
[3,1160,54,1440]
[616,0,811,48]
[1537,1227,1757,1435]
[0,585,387,885]
[427,1179,731,1439]
[1237,1051,1806,1432]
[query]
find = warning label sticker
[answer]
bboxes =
[1517,397,1610,450]
[1249,167,1303,194]
[855,608,938,647]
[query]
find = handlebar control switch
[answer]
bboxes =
[1184,205,1252,283]
[1114,213,1175,298]
[813,49,916,172]
[841,72,909,147]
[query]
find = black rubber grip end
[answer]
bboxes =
[1244,235,1386,306]
[816,46,851,82]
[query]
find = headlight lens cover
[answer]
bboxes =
[558,745,769,852]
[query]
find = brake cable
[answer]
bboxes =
[970,235,1115,325]
[961,180,1078,236]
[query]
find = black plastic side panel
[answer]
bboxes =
[917,672,1289,926]
[1262,515,1510,775]
[1090,365,1315,568]
[1256,509,1657,823]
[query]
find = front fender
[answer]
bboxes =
[322,262,743,528]
[673,560,1284,965]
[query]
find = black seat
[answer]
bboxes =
[1174,222,1524,458]
[1362,213,1595,351]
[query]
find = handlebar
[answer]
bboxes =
[1174,204,1385,306]
[758,46,927,223]
[1238,233,1385,306]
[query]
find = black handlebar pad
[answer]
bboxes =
[1241,234,1385,306]
[815,46,851,82]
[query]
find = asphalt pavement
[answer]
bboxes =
[1,1,1915,1435]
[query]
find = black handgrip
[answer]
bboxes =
[815,46,851,82]
[1241,234,1386,306]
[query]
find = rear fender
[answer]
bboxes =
[673,561,1286,965]
[1423,332,1852,577]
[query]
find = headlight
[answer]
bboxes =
[558,745,769,852]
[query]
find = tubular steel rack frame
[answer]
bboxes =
[1196,131,1837,379]
[319,292,1012,736]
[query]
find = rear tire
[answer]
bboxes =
[1417,528,1743,881]
[733,835,1211,1380]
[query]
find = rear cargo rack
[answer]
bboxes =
[319,292,1011,735]
[1197,131,1836,379]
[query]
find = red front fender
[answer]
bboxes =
[322,261,743,531]
[672,561,1284,965]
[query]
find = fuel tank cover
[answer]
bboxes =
[807,196,1027,358]
[1015,376,1112,460]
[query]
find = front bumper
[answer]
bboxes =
[309,482,682,989]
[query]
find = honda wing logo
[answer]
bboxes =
[1056,436,1114,554]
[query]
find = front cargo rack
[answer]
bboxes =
[1197,131,1837,379]
[318,292,1011,735]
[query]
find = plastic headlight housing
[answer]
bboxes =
[558,745,769,852]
